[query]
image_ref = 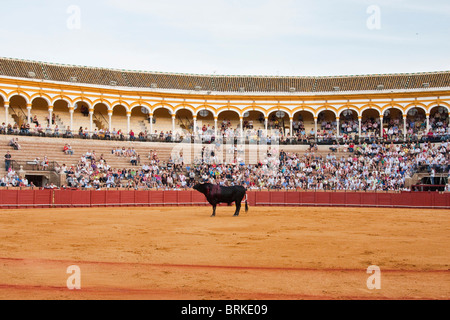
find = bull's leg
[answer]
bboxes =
[234,201,241,217]
[211,204,217,217]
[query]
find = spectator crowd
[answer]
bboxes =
[2,137,450,192]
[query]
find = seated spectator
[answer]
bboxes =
[130,155,137,166]
[9,137,21,150]
[329,142,338,153]
[348,142,355,153]
[45,125,53,136]
[54,125,61,137]
[63,144,74,155]
[41,156,49,171]
[64,126,74,138]
[36,124,45,136]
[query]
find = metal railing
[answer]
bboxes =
[10,160,60,172]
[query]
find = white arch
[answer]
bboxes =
[404,104,427,115]
[428,103,450,114]
[30,95,52,107]
[195,106,217,118]
[174,104,195,116]
[72,99,92,110]
[337,106,360,118]
[216,108,241,118]
[52,97,72,110]
[9,93,31,105]
[130,104,152,114]
[152,104,174,115]
[360,104,382,116]
[381,105,405,117]
[266,109,293,119]
[316,108,338,118]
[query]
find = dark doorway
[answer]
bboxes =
[26,175,45,188]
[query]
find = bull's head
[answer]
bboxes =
[193,183,207,194]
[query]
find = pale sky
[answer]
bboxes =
[0,0,449,76]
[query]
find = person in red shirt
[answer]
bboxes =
[349,142,355,152]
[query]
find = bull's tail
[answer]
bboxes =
[245,194,249,212]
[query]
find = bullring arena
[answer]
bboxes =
[0,205,449,300]
[0,58,449,300]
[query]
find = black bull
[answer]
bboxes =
[193,183,249,217]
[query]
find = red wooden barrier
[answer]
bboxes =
[191,191,208,206]
[0,190,449,209]
[328,192,342,206]
[410,192,429,208]
[361,193,377,207]
[246,191,257,207]
[33,189,52,208]
[270,192,286,206]
[376,193,392,207]
[285,192,300,206]
[134,191,149,206]
[105,190,121,207]
[301,192,315,206]
[18,190,35,208]
[70,190,91,207]
[149,190,164,206]
[255,191,270,206]
[120,190,136,206]
[164,191,178,206]
[1,190,18,209]
[433,193,448,208]
[345,192,361,207]
[54,190,72,207]
[91,190,107,207]
[311,192,332,207]
[177,191,192,206]
[391,192,411,207]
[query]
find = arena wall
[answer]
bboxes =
[0,189,449,209]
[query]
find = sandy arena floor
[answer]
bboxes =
[0,206,449,300]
